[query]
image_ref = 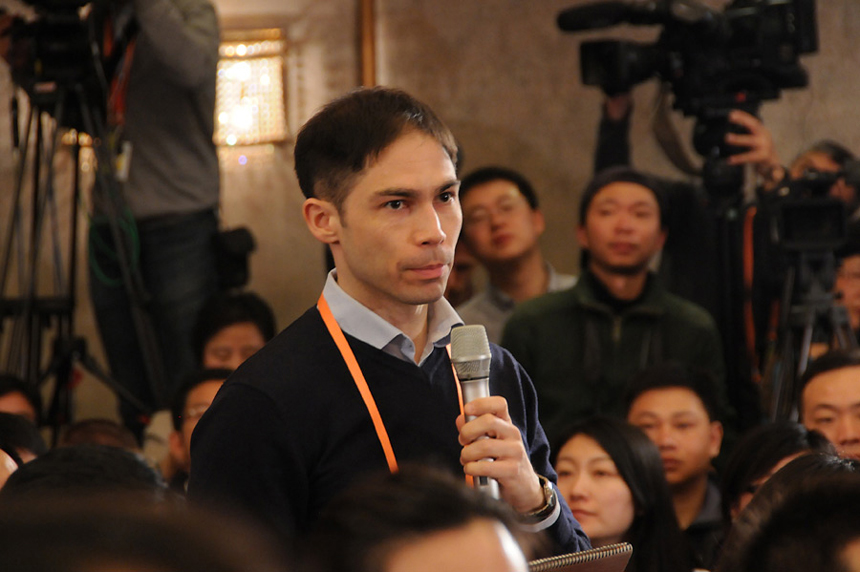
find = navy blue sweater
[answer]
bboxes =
[189,307,589,553]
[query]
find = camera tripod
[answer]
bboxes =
[0,79,166,440]
[760,249,857,420]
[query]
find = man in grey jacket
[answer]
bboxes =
[89,0,221,439]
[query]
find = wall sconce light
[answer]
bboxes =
[215,29,287,146]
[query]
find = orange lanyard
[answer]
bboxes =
[317,294,469,482]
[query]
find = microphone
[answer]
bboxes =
[450,324,500,499]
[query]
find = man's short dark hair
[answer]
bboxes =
[719,421,835,526]
[798,139,855,169]
[624,361,722,422]
[0,444,166,502]
[303,464,531,572]
[579,166,667,228]
[170,368,233,431]
[192,292,276,364]
[718,457,860,572]
[0,373,42,425]
[798,349,860,413]
[459,166,539,209]
[0,497,291,572]
[58,419,140,451]
[294,87,459,212]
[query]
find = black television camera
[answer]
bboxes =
[559,0,818,194]
[4,0,113,130]
[561,0,817,117]
[771,160,860,252]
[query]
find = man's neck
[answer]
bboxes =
[336,277,431,364]
[671,474,709,530]
[588,264,648,301]
[487,250,549,303]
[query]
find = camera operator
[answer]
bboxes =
[86,0,221,441]
[595,92,857,415]
[724,109,857,213]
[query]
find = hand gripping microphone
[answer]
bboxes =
[450,324,500,499]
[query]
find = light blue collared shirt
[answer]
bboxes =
[321,270,463,365]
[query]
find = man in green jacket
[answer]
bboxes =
[501,167,727,447]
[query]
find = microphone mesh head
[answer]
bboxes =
[450,325,491,379]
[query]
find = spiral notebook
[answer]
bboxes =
[529,542,632,572]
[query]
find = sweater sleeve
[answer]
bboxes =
[188,381,308,539]
[494,347,592,554]
[132,0,220,88]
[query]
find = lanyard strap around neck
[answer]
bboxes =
[317,294,468,479]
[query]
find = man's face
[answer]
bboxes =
[326,130,461,314]
[383,518,528,572]
[801,365,860,460]
[0,391,37,424]
[202,321,267,371]
[836,255,860,330]
[444,242,478,307]
[461,179,545,266]
[577,182,666,277]
[627,387,722,488]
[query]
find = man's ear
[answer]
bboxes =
[708,421,724,459]
[533,208,546,237]
[168,430,190,472]
[303,198,341,245]
[657,227,668,251]
[576,225,589,250]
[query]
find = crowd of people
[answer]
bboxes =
[1,1,860,571]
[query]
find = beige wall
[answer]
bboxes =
[0,0,858,421]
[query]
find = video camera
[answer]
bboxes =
[5,0,110,129]
[773,160,860,252]
[560,0,817,119]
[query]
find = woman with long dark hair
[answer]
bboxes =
[553,416,698,572]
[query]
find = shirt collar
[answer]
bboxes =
[321,270,463,364]
[486,262,561,310]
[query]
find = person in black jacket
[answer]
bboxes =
[189,87,590,555]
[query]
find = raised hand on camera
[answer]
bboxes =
[724,109,786,190]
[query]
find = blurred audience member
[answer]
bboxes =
[192,291,276,370]
[302,465,533,572]
[0,412,47,466]
[799,349,860,460]
[0,496,291,572]
[836,222,860,337]
[0,444,165,503]
[625,363,725,569]
[458,166,576,344]
[444,240,478,308]
[726,110,857,207]
[0,373,41,425]
[58,418,142,452]
[719,421,834,525]
[553,416,698,572]
[163,368,230,492]
[88,0,222,439]
[0,448,16,490]
[502,168,726,445]
[717,453,860,572]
